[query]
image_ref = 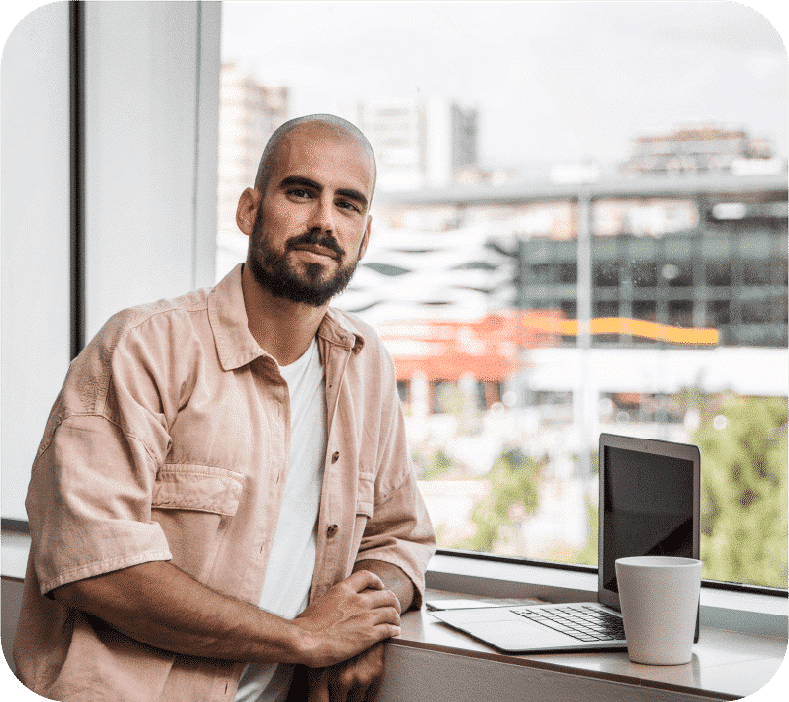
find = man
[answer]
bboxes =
[14,115,435,702]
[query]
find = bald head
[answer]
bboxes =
[254,114,377,197]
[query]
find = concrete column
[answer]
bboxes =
[411,370,430,420]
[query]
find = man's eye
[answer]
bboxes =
[289,188,312,198]
[337,200,359,212]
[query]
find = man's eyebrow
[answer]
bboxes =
[279,175,368,210]
[336,188,369,210]
[279,175,321,192]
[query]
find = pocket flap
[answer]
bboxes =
[356,472,375,517]
[152,465,243,517]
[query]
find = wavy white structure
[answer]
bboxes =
[217,223,515,327]
[334,224,514,326]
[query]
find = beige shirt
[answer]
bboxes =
[14,264,435,702]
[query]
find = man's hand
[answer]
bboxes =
[306,642,385,702]
[294,562,415,701]
[293,570,401,669]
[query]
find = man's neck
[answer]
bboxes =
[240,263,328,366]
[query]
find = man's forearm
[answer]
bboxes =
[53,560,401,670]
[53,560,306,664]
[352,559,415,612]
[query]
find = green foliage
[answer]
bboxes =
[435,381,482,435]
[435,382,465,415]
[453,447,543,552]
[415,447,455,481]
[695,396,788,588]
[573,498,599,567]
[590,449,599,477]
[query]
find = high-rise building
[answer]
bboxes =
[216,63,288,241]
[343,97,478,190]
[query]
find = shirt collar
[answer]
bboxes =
[208,264,365,371]
[319,307,366,355]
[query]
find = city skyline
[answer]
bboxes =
[221,1,788,170]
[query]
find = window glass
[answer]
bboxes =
[219,2,788,588]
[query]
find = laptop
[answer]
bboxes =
[431,433,700,653]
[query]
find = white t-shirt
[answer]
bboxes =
[235,338,327,702]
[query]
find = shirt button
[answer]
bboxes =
[331,451,340,463]
[327,524,339,537]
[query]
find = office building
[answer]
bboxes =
[216,63,288,242]
[373,174,788,350]
[361,173,787,432]
[343,97,479,190]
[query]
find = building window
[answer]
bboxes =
[741,301,771,324]
[666,261,693,287]
[668,300,693,327]
[706,261,732,286]
[743,260,770,286]
[594,262,619,287]
[218,3,788,591]
[707,300,731,327]
[631,261,658,287]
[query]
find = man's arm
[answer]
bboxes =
[352,559,415,612]
[52,560,401,669]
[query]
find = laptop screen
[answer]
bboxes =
[597,434,700,611]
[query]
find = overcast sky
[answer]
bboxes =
[221,1,788,169]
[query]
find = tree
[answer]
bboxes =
[694,395,788,588]
[573,499,598,567]
[453,447,543,552]
[414,447,455,481]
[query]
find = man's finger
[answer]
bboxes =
[329,666,354,702]
[369,606,401,630]
[345,679,370,702]
[306,669,331,702]
[361,587,401,614]
[345,569,385,592]
[364,668,384,702]
[359,644,385,702]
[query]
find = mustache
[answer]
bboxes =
[286,230,345,258]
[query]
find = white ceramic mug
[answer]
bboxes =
[615,556,702,665]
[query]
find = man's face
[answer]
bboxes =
[247,125,374,307]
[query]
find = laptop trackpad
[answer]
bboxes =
[464,619,572,651]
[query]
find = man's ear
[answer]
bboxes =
[357,215,372,261]
[236,188,262,236]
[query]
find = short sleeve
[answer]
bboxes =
[27,413,172,595]
[25,309,178,595]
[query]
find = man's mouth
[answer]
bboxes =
[290,244,341,261]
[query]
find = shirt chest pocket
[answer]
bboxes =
[152,464,243,516]
[356,471,375,518]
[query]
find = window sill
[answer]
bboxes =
[426,552,788,639]
[1,530,30,580]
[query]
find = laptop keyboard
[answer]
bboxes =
[510,604,626,643]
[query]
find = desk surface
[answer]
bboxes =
[392,589,787,701]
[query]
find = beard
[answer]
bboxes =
[248,214,359,307]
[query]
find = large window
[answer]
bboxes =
[1,1,219,528]
[218,2,788,589]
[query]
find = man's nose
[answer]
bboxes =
[310,195,336,234]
